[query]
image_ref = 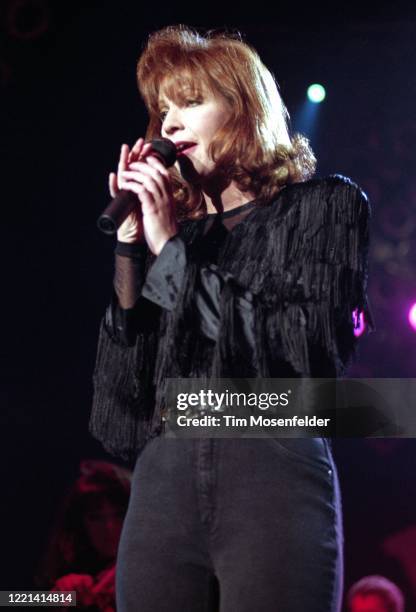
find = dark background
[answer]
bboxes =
[2,0,416,608]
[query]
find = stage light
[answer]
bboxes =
[408,303,416,331]
[307,84,326,103]
[352,309,366,337]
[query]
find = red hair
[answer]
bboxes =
[136,24,316,220]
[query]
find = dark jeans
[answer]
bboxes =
[116,436,343,611]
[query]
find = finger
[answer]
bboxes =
[145,155,171,178]
[122,144,130,169]
[118,144,129,175]
[129,141,153,164]
[121,171,163,200]
[124,161,166,188]
[128,137,144,163]
[130,140,152,162]
[109,172,118,198]
[127,160,170,185]
[141,160,173,202]
[138,142,154,161]
[117,144,130,188]
[119,180,155,209]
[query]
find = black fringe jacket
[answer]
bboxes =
[90,175,374,462]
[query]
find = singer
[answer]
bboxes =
[90,25,373,611]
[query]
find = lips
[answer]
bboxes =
[178,145,197,157]
[175,142,197,154]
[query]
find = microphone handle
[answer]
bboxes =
[97,190,139,236]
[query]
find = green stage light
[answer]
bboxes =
[307,84,326,103]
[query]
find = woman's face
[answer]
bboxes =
[84,499,124,561]
[159,83,231,183]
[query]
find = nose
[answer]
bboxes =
[161,107,184,137]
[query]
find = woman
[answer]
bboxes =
[37,460,131,611]
[90,25,373,611]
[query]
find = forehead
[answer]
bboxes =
[157,74,210,105]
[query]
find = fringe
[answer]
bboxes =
[89,310,158,463]
[208,175,374,378]
[91,174,375,459]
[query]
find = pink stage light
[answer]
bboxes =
[352,309,366,337]
[408,303,416,331]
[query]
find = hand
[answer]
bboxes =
[118,138,178,255]
[92,566,116,612]
[52,573,94,607]
[109,139,152,244]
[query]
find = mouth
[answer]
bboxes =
[176,143,197,156]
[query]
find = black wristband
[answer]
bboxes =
[115,240,147,259]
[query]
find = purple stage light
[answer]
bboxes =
[408,303,416,331]
[352,309,366,337]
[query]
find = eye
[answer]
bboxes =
[159,98,201,122]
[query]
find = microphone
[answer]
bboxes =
[97,138,177,235]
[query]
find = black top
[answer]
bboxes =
[113,198,258,340]
[90,175,374,461]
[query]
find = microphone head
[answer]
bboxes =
[150,138,177,167]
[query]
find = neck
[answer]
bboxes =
[201,178,255,214]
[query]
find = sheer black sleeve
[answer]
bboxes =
[90,241,160,461]
[104,241,162,348]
